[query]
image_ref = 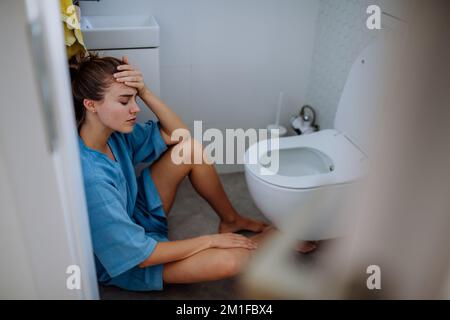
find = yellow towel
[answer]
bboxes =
[60,0,87,60]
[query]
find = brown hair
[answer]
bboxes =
[69,53,124,130]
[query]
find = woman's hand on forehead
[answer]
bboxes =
[113,56,147,96]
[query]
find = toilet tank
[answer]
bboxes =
[333,36,388,154]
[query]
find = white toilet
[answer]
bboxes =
[244,37,386,240]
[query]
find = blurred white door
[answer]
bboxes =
[0,0,98,299]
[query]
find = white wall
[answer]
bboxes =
[80,0,320,172]
[305,0,382,130]
[305,0,409,130]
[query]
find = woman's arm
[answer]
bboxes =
[139,233,258,268]
[139,88,189,139]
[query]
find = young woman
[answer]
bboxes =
[71,55,316,292]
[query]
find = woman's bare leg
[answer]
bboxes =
[162,226,317,284]
[163,247,251,284]
[163,227,275,284]
[163,227,299,283]
[150,138,268,233]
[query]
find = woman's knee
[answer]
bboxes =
[216,249,251,278]
[173,137,210,165]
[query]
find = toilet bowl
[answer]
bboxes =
[244,130,367,240]
[244,37,387,240]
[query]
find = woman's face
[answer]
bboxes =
[93,81,140,133]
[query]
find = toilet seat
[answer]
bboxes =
[245,129,368,189]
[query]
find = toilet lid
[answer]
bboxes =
[334,36,387,154]
[244,130,368,189]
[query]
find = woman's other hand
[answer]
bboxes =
[113,56,147,96]
[206,233,258,250]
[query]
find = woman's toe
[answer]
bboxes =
[296,241,318,254]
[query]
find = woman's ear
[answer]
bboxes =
[83,99,97,113]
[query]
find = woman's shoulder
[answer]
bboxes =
[78,142,120,184]
[120,120,159,147]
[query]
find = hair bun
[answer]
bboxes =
[69,53,93,81]
[69,64,80,82]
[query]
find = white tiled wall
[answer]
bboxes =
[305,0,381,129]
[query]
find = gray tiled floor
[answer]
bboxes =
[99,172,319,300]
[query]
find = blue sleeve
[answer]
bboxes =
[85,179,158,278]
[125,120,168,165]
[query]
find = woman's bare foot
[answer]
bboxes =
[219,216,269,234]
[295,241,318,254]
[248,226,318,253]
